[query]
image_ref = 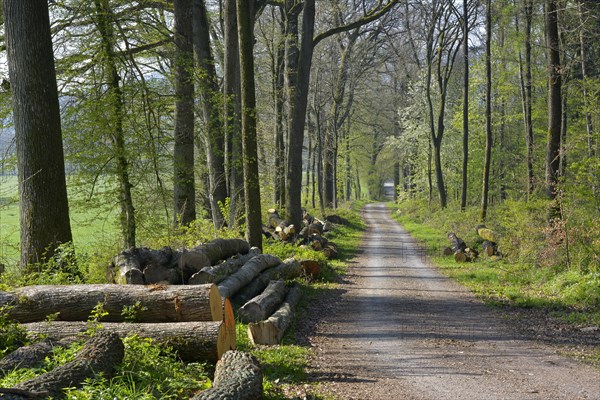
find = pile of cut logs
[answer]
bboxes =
[444,225,501,263]
[110,238,308,346]
[263,209,342,260]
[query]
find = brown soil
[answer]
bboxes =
[295,203,600,400]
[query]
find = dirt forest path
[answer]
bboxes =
[305,203,600,399]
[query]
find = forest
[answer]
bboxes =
[0,0,599,397]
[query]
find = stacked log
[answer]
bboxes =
[447,232,477,262]
[248,285,302,345]
[189,248,261,285]
[0,284,223,323]
[192,351,262,400]
[267,209,295,241]
[232,258,301,307]
[217,254,281,299]
[23,321,228,363]
[108,238,251,285]
[0,338,76,376]
[476,225,500,257]
[238,280,289,324]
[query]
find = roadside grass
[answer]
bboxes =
[389,199,600,365]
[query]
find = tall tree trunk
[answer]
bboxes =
[345,120,352,201]
[285,0,315,228]
[461,0,469,211]
[523,1,535,197]
[194,0,226,229]
[93,0,136,248]
[273,13,286,209]
[480,0,492,222]
[223,0,243,227]
[173,0,196,227]
[237,0,262,248]
[3,0,73,268]
[545,0,562,211]
[578,0,598,206]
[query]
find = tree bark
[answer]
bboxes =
[237,0,263,249]
[189,247,260,284]
[217,254,281,299]
[93,0,136,248]
[285,0,316,229]
[194,0,227,229]
[13,331,124,399]
[191,351,262,400]
[173,0,196,227]
[0,338,76,376]
[461,0,469,211]
[23,321,229,363]
[247,284,302,345]
[231,257,301,307]
[545,0,562,213]
[238,280,288,323]
[1,284,223,323]
[223,0,244,227]
[3,0,73,268]
[480,0,492,222]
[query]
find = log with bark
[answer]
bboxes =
[322,242,339,259]
[108,249,145,285]
[193,239,251,265]
[248,284,302,345]
[10,330,124,399]
[454,247,478,263]
[189,248,261,285]
[0,338,76,376]
[23,320,230,363]
[0,284,223,323]
[191,351,262,400]
[447,232,467,253]
[231,258,301,307]
[267,209,287,230]
[238,280,289,324]
[217,254,281,299]
[477,225,499,256]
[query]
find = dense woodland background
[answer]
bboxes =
[0,0,598,280]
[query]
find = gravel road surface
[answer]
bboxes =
[306,203,599,399]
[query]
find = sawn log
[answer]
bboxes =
[217,254,281,299]
[0,284,223,323]
[238,280,288,324]
[22,320,230,363]
[248,285,302,345]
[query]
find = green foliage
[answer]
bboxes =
[0,306,28,358]
[121,301,149,323]
[63,336,210,400]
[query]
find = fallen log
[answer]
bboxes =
[322,242,339,259]
[193,239,251,265]
[108,249,145,285]
[143,263,181,284]
[231,258,301,307]
[217,254,281,299]
[12,330,124,399]
[23,321,229,363]
[238,280,288,324]
[447,232,467,253]
[0,284,223,323]
[267,209,287,230]
[248,285,302,345]
[277,224,296,241]
[0,338,76,376]
[192,351,262,400]
[454,247,478,263]
[189,248,261,285]
[482,240,497,257]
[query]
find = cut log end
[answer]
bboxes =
[209,284,224,321]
